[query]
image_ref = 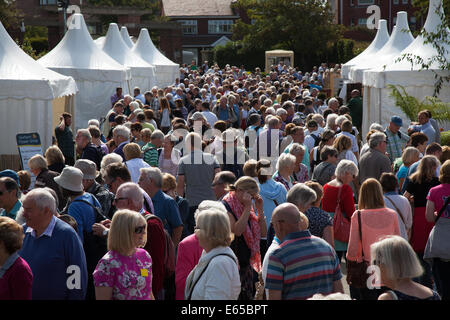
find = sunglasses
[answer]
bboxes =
[113,197,128,203]
[135,225,146,234]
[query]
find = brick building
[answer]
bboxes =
[329,0,422,36]
[161,0,249,65]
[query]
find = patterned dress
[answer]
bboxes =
[93,248,153,300]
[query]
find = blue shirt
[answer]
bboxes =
[68,193,101,243]
[219,107,229,121]
[411,121,436,145]
[19,217,88,300]
[151,189,183,235]
[0,200,21,220]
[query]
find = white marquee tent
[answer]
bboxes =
[362,0,450,136]
[38,14,131,130]
[348,11,415,84]
[120,26,135,49]
[132,28,179,88]
[339,19,390,100]
[0,21,78,161]
[100,23,156,93]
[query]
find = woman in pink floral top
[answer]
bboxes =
[93,209,154,300]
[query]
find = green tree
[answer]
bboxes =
[0,0,22,29]
[231,0,342,70]
[396,0,450,96]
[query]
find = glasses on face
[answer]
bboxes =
[135,225,146,234]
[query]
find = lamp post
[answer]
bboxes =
[57,0,70,34]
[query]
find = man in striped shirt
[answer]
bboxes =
[265,203,343,300]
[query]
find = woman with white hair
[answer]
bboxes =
[184,208,241,300]
[273,153,297,191]
[373,236,440,300]
[322,160,358,261]
[127,101,141,123]
[93,209,154,300]
[289,143,309,183]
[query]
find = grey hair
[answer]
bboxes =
[151,130,165,141]
[276,153,296,171]
[140,167,163,188]
[369,132,386,149]
[369,123,384,132]
[326,113,338,127]
[265,107,276,115]
[129,101,139,111]
[113,125,131,140]
[88,119,100,127]
[286,183,317,209]
[194,200,227,223]
[336,115,348,127]
[28,154,48,170]
[276,108,287,116]
[328,97,338,107]
[100,153,123,171]
[289,143,305,156]
[116,182,144,208]
[77,129,92,142]
[282,101,294,109]
[335,159,359,178]
[25,188,56,214]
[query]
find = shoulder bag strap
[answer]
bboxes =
[186,253,237,300]
[385,196,406,226]
[357,210,365,260]
[73,198,108,221]
[435,197,450,223]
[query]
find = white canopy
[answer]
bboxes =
[120,26,135,49]
[94,36,105,47]
[361,0,450,137]
[38,13,131,130]
[101,23,156,92]
[132,28,179,88]
[0,21,78,155]
[341,19,390,80]
[349,12,414,84]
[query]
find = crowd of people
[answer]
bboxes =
[0,61,449,301]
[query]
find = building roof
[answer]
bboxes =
[162,0,236,17]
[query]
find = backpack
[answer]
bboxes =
[310,133,321,147]
[144,213,176,279]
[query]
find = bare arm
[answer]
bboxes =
[95,286,113,300]
[171,225,183,247]
[267,289,282,300]
[322,225,334,248]
[228,206,251,237]
[177,175,185,197]
[332,279,344,294]
[425,200,436,223]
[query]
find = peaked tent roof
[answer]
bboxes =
[94,36,105,47]
[38,14,130,82]
[364,0,450,88]
[120,26,135,49]
[341,19,390,79]
[350,11,414,83]
[0,21,77,100]
[101,23,155,70]
[132,28,179,67]
[384,0,450,71]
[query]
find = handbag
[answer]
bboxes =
[332,186,351,243]
[424,197,450,261]
[346,210,370,288]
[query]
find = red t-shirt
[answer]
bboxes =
[321,183,355,219]
[143,212,166,297]
[0,255,33,300]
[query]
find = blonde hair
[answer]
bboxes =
[410,155,439,184]
[358,178,385,209]
[243,159,258,177]
[162,173,177,191]
[108,209,147,255]
[333,135,352,153]
[28,154,48,170]
[276,153,296,171]
[440,159,450,184]
[371,235,424,281]
[0,216,24,254]
[227,176,259,194]
[401,147,420,167]
[45,145,65,166]
[195,209,233,248]
[123,143,142,160]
